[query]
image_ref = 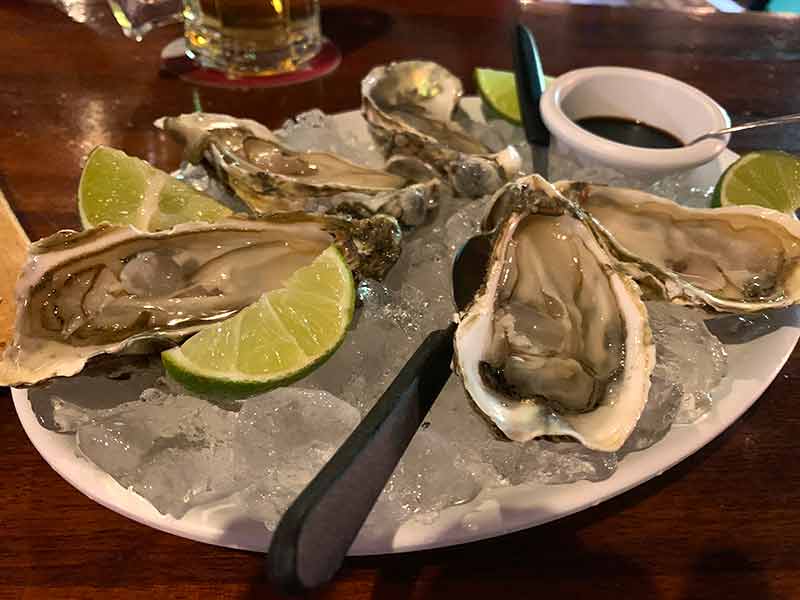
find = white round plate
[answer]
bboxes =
[12,98,800,555]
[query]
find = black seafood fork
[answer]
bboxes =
[266,24,550,593]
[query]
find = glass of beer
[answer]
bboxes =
[182,0,322,76]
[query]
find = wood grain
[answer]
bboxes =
[2,1,800,599]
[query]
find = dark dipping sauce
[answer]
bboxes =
[575,116,684,149]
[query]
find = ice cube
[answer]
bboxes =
[30,356,164,432]
[171,163,249,213]
[233,485,282,529]
[75,390,237,517]
[443,196,490,250]
[454,114,507,152]
[275,109,385,169]
[425,377,498,456]
[45,397,94,434]
[301,280,418,412]
[482,118,526,147]
[647,176,713,208]
[385,235,449,292]
[705,310,783,344]
[302,264,455,414]
[485,439,617,486]
[427,377,616,487]
[233,388,361,530]
[548,150,641,187]
[123,445,236,517]
[367,430,482,530]
[235,388,360,475]
[620,371,682,454]
[646,302,727,425]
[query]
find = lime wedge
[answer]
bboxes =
[475,68,555,125]
[162,246,355,399]
[712,150,800,212]
[79,146,232,231]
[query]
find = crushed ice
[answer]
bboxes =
[32,108,742,533]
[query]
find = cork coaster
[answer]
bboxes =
[0,190,29,356]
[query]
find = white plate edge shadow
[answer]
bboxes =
[11,99,800,556]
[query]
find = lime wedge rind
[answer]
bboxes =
[78,146,232,232]
[161,246,355,400]
[475,68,555,126]
[162,335,345,398]
[713,150,800,212]
[476,68,522,124]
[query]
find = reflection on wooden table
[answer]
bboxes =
[1,1,800,598]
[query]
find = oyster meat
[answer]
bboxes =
[558,182,800,313]
[361,61,521,198]
[2,213,401,387]
[454,176,655,452]
[159,113,439,226]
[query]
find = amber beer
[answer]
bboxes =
[183,0,321,75]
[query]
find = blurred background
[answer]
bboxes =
[35,0,800,39]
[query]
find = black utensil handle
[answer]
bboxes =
[513,23,550,147]
[266,321,457,594]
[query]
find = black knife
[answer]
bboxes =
[513,23,550,178]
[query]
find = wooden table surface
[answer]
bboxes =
[3,1,800,598]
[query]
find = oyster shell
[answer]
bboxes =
[1,213,401,387]
[558,182,800,313]
[454,176,655,452]
[159,113,439,226]
[361,61,521,198]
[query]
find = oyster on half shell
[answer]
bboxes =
[558,182,800,313]
[159,113,440,226]
[454,176,655,452]
[361,61,521,198]
[1,213,401,387]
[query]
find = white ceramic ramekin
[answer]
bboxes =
[540,67,731,179]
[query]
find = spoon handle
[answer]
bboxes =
[692,112,800,144]
[266,322,457,593]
